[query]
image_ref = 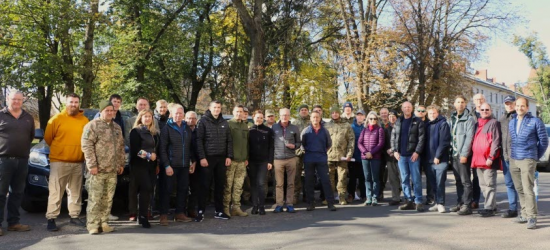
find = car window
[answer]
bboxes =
[546,127,550,136]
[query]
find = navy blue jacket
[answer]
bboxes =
[351,119,365,162]
[301,125,332,163]
[510,113,548,160]
[424,116,451,164]
[160,118,194,168]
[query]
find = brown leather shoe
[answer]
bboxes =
[471,202,479,209]
[7,224,31,232]
[159,215,169,226]
[187,210,197,218]
[174,213,192,222]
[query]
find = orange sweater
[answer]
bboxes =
[44,109,89,162]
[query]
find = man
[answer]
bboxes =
[424,105,451,213]
[341,102,354,124]
[44,93,89,231]
[390,101,425,212]
[272,108,301,213]
[125,97,159,146]
[312,105,325,124]
[349,109,367,203]
[240,107,253,205]
[243,107,253,128]
[448,95,476,215]
[384,110,401,205]
[224,105,249,217]
[416,105,434,205]
[265,110,276,128]
[379,108,390,128]
[185,111,200,218]
[94,94,125,136]
[82,100,125,235]
[499,95,519,218]
[509,97,548,229]
[291,104,311,203]
[0,91,34,236]
[154,99,170,130]
[326,106,354,205]
[469,93,485,209]
[301,111,336,212]
[471,103,501,217]
[196,101,233,221]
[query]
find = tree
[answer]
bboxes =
[514,34,550,123]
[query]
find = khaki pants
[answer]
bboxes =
[477,168,497,210]
[328,161,349,199]
[223,161,247,209]
[274,157,297,206]
[86,172,117,230]
[46,162,83,219]
[510,158,538,218]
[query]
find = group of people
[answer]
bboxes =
[0,90,547,237]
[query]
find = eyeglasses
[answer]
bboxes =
[416,110,426,112]
[369,118,378,120]
[480,109,490,111]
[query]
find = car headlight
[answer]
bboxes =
[28,174,48,187]
[29,151,49,167]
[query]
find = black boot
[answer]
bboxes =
[139,216,151,228]
[251,206,259,215]
[47,219,58,232]
[259,206,266,215]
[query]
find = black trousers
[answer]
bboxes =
[198,156,226,213]
[160,167,189,215]
[451,156,473,205]
[248,161,269,207]
[128,165,156,217]
[187,170,200,212]
[348,161,366,199]
[378,158,388,197]
[305,162,334,205]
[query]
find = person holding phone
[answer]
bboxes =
[129,109,160,228]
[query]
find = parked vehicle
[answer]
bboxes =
[22,109,132,213]
[536,125,550,172]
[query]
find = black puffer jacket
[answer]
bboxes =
[129,126,159,168]
[390,115,425,154]
[196,110,233,159]
[249,124,275,164]
[499,111,515,161]
[383,124,397,163]
[154,109,170,130]
[160,118,194,168]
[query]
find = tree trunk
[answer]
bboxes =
[38,86,53,130]
[81,0,98,108]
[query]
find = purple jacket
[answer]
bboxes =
[358,125,385,160]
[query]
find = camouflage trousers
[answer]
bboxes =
[223,161,247,209]
[328,161,349,199]
[86,172,117,231]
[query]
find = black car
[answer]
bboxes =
[22,109,133,213]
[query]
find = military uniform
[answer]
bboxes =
[82,117,125,232]
[326,118,355,202]
[224,118,249,216]
[291,115,310,203]
[341,114,355,125]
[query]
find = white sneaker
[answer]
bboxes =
[437,204,446,213]
[109,214,119,221]
[428,205,438,212]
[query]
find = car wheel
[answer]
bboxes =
[21,195,47,213]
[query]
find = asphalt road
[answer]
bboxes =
[3,171,550,250]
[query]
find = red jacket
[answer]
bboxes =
[471,117,502,170]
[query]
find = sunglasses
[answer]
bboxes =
[480,109,490,111]
[416,110,426,112]
[369,118,378,120]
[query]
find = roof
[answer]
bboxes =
[464,74,536,101]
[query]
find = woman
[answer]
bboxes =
[471,103,502,217]
[159,104,195,225]
[129,109,160,228]
[248,110,274,215]
[358,111,385,206]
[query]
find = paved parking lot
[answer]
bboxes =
[3,171,550,250]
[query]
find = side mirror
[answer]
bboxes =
[34,128,44,140]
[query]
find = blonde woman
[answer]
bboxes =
[357,111,385,206]
[129,109,160,228]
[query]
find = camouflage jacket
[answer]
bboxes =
[291,115,310,156]
[81,118,125,173]
[341,114,355,125]
[326,119,355,161]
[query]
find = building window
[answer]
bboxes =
[481,89,484,95]
[490,92,493,102]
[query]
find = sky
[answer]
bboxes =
[471,0,550,86]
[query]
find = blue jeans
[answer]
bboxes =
[426,162,448,205]
[0,157,28,226]
[502,160,519,211]
[305,162,334,205]
[398,156,422,204]
[362,159,381,200]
